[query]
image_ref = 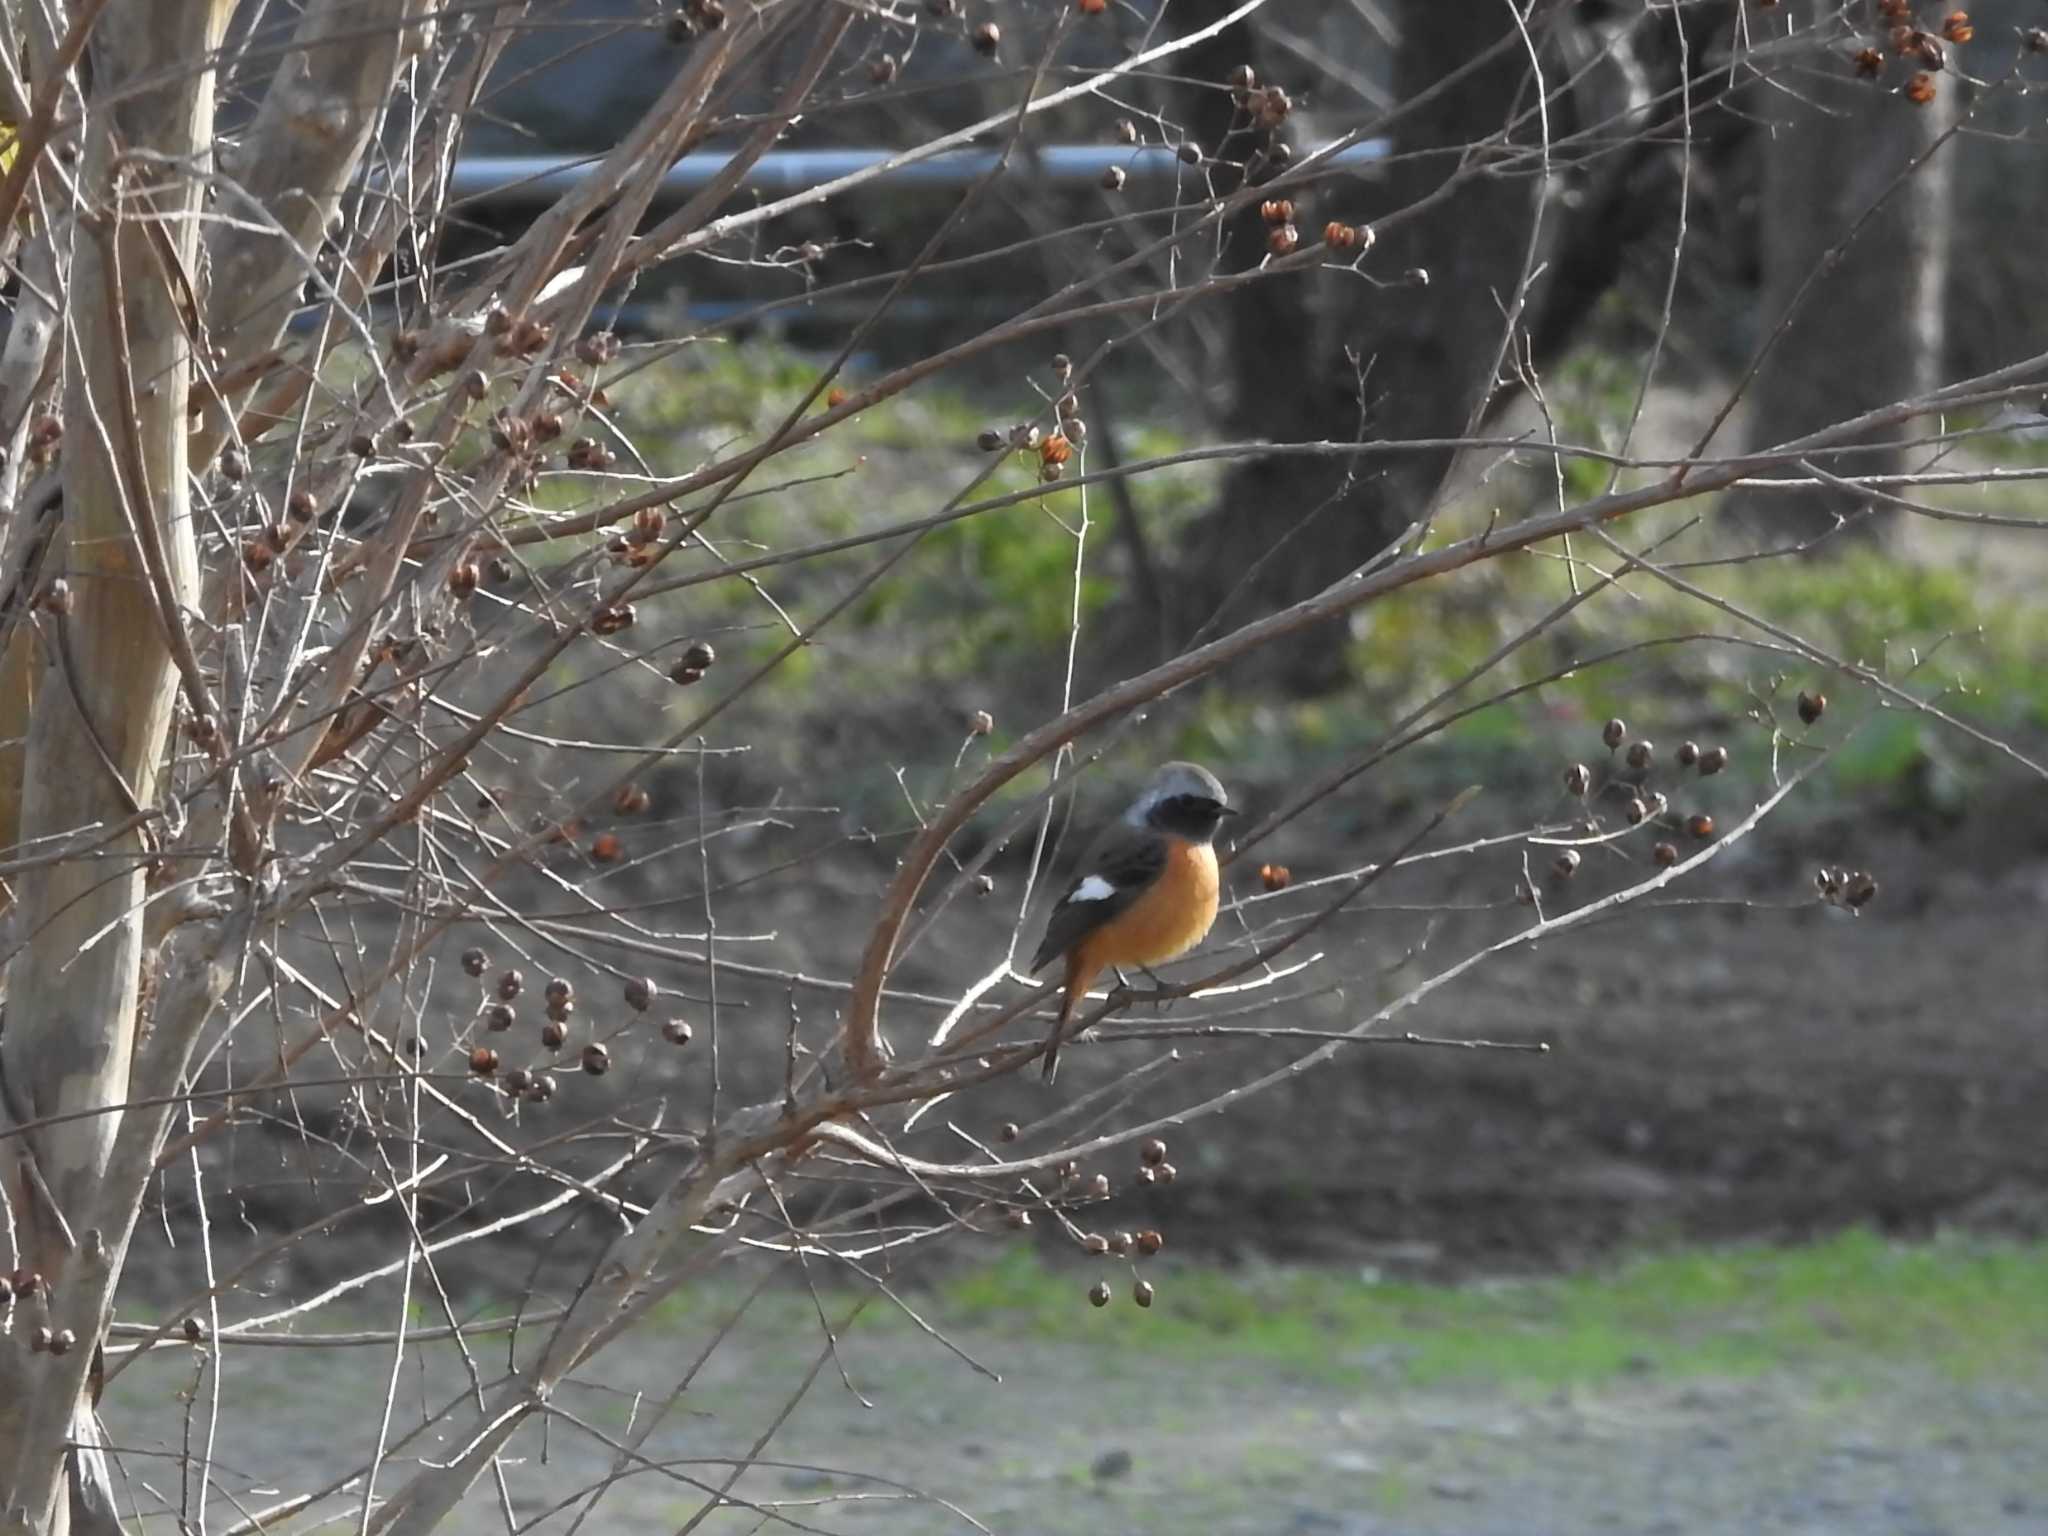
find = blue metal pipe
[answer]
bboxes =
[447,141,1390,205]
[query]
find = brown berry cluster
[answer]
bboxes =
[991,1132,1179,1312]
[1853,4,1973,103]
[449,950,691,1103]
[1554,716,1734,875]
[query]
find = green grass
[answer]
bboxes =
[925,1229,2048,1393]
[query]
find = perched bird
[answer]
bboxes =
[1030,761,1235,1081]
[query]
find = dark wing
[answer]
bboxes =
[1029,826,1167,973]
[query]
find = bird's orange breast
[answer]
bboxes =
[1077,837,1219,972]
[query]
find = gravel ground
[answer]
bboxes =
[100,1284,2048,1536]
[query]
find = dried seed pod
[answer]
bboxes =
[622,976,656,1013]
[541,1018,568,1051]
[613,782,651,815]
[448,560,479,598]
[529,1071,558,1102]
[1564,763,1592,797]
[1133,1280,1155,1309]
[870,52,898,82]
[1626,740,1654,772]
[1602,718,1626,751]
[1058,1160,1080,1184]
[1109,1232,1132,1255]
[1088,1280,1112,1308]
[1626,797,1649,825]
[681,640,717,671]
[1038,461,1064,484]
[1698,745,1729,776]
[1844,871,1879,909]
[1136,1229,1164,1255]
[11,1268,41,1297]
[1101,165,1126,192]
[485,1003,514,1032]
[1260,198,1294,226]
[1677,741,1700,768]
[1140,1137,1168,1166]
[590,832,624,865]
[1089,1172,1111,1198]
[974,873,995,896]
[1797,691,1827,726]
[1259,864,1292,892]
[999,1121,1020,1143]
[469,1046,500,1076]
[1083,1233,1110,1256]
[221,448,247,482]
[182,1316,204,1342]
[1550,849,1581,880]
[1228,63,1257,92]
[1006,1208,1033,1229]
[29,1327,51,1354]
[1176,140,1202,165]
[1905,70,1936,103]
[1040,433,1072,466]
[590,603,635,636]
[971,20,999,55]
[1116,118,1139,144]
[669,663,705,686]
[1136,1165,1158,1186]
[976,427,1006,452]
[49,1328,76,1356]
[545,978,574,1007]
[488,556,516,584]
[462,947,489,978]
[1254,85,1291,128]
[1687,813,1716,841]
[503,1067,533,1096]
[581,1042,610,1076]
[1268,223,1299,256]
[661,1017,693,1046]
[1652,841,1679,869]
[462,369,488,401]
[1153,1161,1177,1185]
[497,969,524,1002]
[575,331,620,367]
[2028,28,2048,53]
[1852,46,1884,78]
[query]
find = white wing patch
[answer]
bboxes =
[1069,874,1117,902]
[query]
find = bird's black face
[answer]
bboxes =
[1149,793,1235,843]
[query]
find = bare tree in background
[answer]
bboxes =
[0,2,2035,1532]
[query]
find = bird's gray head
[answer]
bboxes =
[1124,760,1234,842]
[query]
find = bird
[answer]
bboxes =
[1029,761,1235,1082]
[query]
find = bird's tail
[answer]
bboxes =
[1040,957,1087,1083]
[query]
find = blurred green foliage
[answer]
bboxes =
[493,335,2043,822]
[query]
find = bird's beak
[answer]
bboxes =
[1216,806,1240,817]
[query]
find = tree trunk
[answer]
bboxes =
[0,4,229,1529]
[1159,0,1551,691]
[1736,5,1953,544]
